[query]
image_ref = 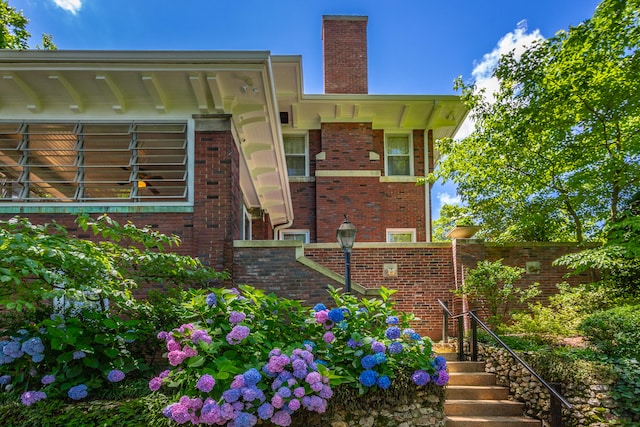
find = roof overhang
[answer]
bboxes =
[0,50,294,226]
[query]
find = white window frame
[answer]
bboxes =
[384,132,414,176]
[280,229,310,243]
[283,133,309,177]
[241,205,252,241]
[386,228,416,243]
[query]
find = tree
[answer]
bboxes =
[433,0,640,243]
[1,0,56,49]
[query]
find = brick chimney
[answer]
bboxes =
[322,15,368,94]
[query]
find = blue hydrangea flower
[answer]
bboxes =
[385,326,401,340]
[72,351,86,360]
[0,375,11,385]
[358,370,378,387]
[68,384,88,400]
[361,355,376,369]
[410,332,422,340]
[434,355,447,370]
[3,341,23,358]
[243,368,261,386]
[327,308,344,323]
[389,342,403,354]
[385,316,399,325]
[312,303,326,312]
[31,353,44,363]
[257,403,274,420]
[205,293,217,307]
[371,341,386,353]
[373,352,387,365]
[377,375,391,389]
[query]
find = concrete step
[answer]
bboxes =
[446,415,541,427]
[435,351,459,361]
[447,361,485,373]
[445,399,525,417]
[449,372,497,386]
[446,385,511,400]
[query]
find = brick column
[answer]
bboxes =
[193,115,240,276]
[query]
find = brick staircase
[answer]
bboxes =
[440,352,541,427]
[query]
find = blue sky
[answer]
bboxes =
[10,0,602,218]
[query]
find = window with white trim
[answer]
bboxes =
[384,133,413,176]
[0,121,188,203]
[242,205,252,241]
[386,228,416,243]
[280,229,310,243]
[283,133,308,177]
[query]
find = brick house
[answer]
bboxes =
[0,16,583,338]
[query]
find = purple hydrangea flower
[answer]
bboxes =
[21,390,46,406]
[149,376,163,391]
[68,384,88,400]
[434,370,450,386]
[322,331,335,343]
[371,341,386,353]
[229,311,246,324]
[271,410,292,426]
[226,325,250,345]
[191,329,212,344]
[41,375,55,385]
[196,374,216,392]
[107,369,125,383]
[412,370,430,386]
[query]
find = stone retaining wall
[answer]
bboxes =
[261,383,446,427]
[479,345,619,426]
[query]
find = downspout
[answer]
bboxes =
[424,129,432,242]
[273,219,294,240]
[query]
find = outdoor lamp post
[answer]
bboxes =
[336,216,357,293]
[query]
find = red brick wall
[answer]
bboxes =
[322,16,368,94]
[233,241,590,340]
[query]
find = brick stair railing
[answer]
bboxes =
[439,352,541,427]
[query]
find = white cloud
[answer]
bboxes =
[438,192,461,206]
[454,20,543,140]
[53,0,82,14]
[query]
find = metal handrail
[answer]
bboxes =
[438,299,572,426]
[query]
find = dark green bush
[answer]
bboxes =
[610,358,640,424]
[579,305,640,358]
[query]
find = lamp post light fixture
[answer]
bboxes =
[336,215,357,293]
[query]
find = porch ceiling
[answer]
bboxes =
[0,50,293,226]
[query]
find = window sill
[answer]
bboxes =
[379,176,420,183]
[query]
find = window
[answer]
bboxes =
[280,229,310,243]
[384,133,413,176]
[0,122,188,203]
[386,228,416,243]
[283,134,308,176]
[242,205,252,241]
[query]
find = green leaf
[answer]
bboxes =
[187,355,205,368]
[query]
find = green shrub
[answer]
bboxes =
[506,282,631,338]
[610,358,640,423]
[579,305,640,358]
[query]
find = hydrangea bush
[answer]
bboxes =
[149,285,448,426]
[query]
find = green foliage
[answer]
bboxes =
[507,282,633,338]
[610,358,640,423]
[0,0,56,49]
[434,0,640,243]
[579,305,640,359]
[556,213,640,295]
[454,259,539,327]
